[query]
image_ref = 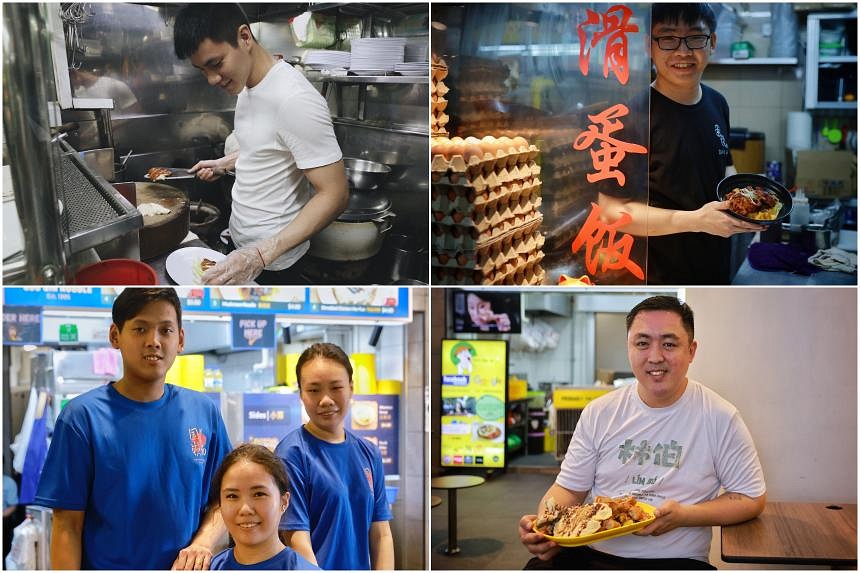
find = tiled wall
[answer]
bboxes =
[703,65,804,164]
[508,315,576,386]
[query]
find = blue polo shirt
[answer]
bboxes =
[210,546,319,570]
[35,382,232,569]
[276,427,391,570]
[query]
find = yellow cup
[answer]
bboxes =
[351,353,377,394]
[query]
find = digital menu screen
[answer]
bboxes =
[440,339,508,468]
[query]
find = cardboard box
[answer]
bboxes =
[795,150,856,199]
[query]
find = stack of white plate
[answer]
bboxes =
[394,62,428,76]
[303,50,351,70]
[349,37,407,74]
[405,42,429,63]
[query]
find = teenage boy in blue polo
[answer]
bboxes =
[35,288,232,569]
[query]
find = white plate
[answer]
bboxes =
[165,247,226,285]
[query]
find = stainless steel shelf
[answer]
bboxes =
[713,57,798,65]
[819,55,857,64]
[332,116,427,136]
[321,74,428,84]
[807,101,857,109]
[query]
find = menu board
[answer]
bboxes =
[348,395,400,477]
[210,288,305,311]
[308,288,406,317]
[440,339,508,468]
[3,287,411,320]
[243,393,303,451]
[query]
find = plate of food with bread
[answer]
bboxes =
[533,495,656,547]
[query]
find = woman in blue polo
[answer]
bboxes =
[276,343,394,570]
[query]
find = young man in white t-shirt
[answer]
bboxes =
[518,295,766,569]
[174,4,348,285]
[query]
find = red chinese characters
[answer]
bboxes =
[572,103,647,186]
[571,202,644,280]
[577,4,638,85]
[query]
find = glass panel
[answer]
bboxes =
[431,3,651,285]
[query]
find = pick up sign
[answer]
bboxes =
[232,313,275,350]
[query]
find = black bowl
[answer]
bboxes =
[716,173,793,225]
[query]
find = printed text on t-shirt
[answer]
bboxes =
[618,439,682,468]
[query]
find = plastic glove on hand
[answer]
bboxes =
[202,247,264,285]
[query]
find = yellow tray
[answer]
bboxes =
[534,501,656,547]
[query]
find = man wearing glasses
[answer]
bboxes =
[599,4,765,285]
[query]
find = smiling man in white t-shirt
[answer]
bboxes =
[174,4,348,285]
[518,295,766,569]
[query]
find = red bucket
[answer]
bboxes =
[74,259,158,285]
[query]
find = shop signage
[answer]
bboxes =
[59,324,78,343]
[3,287,411,321]
[232,313,275,350]
[440,339,508,469]
[349,395,400,477]
[243,393,302,451]
[2,306,42,345]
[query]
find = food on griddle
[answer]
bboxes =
[536,495,652,538]
[146,167,172,181]
[725,185,782,220]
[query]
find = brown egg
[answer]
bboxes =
[463,142,484,162]
[512,136,528,150]
[448,137,465,158]
[431,137,448,158]
[480,135,499,156]
[498,136,515,154]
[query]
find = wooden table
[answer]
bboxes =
[431,475,485,555]
[722,502,857,566]
[431,495,442,508]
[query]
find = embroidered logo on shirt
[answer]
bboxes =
[364,467,373,491]
[189,428,208,456]
[714,124,728,149]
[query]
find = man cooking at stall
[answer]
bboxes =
[174,4,348,285]
[598,4,765,284]
[517,295,766,569]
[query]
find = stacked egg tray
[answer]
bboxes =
[431,54,449,137]
[430,137,546,285]
[433,253,546,285]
